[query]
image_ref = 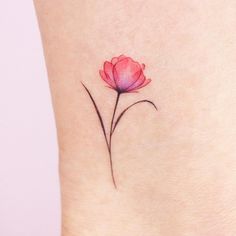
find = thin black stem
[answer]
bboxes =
[82,82,120,189]
[109,92,120,148]
[108,92,120,189]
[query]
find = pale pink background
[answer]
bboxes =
[0,1,60,236]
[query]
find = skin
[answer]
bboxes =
[34,0,236,235]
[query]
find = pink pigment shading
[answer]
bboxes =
[82,55,157,188]
[99,55,151,93]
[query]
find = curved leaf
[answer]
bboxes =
[112,100,158,134]
[81,82,109,150]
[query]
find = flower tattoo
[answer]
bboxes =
[99,55,151,93]
[82,55,157,189]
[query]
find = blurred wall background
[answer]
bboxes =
[0,1,60,235]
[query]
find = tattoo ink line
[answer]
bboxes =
[82,55,158,189]
[108,92,120,188]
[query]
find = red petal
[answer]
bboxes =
[103,62,116,88]
[113,57,142,91]
[126,74,146,91]
[111,55,127,65]
[99,70,115,88]
[118,55,127,61]
[111,57,119,65]
[136,78,151,90]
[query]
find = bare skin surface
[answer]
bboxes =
[34,1,236,235]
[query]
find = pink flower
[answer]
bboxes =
[82,55,157,188]
[99,55,151,93]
